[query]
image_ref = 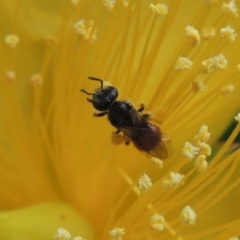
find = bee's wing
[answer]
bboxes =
[147,134,173,160]
[119,127,172,160]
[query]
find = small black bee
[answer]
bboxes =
[81,76,171,159]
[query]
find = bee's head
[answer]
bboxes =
[81,77,118,111]
[89,86,118,111]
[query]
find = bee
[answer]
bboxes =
[81,76,171,159]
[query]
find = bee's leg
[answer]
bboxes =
[138,103,151,119]
[113,129,130,144]
[94,112,107,117]
[123,134,131,145]
[112,130,131,145]
[142,113,151,119]
[115,129,121,134]
[111,130,123,145]
[137,103,145,112]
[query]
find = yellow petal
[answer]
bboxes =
[0,202,95,240]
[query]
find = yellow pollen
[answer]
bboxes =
[182,142,199,160]
[30,74,43,86]
[162,172,185,188]
[222,0,239,17]
[221,84,235,97]
[180,205,197,225]
[138,173,152,192]
[200,0,219,3]
[237,64,240,71]
[83,20,97,41]
[229,237,239,240]
[5,71,15,83]
[150,157,163,169]
[220,26,237,42]
[198,142,212,156]
[73,20,87,36]
[175,57,193,71]
[201,27,216,40]
[103,81,113,87]
[185,26,200,47]
[122,0,129,8]
[45,36,59,46]
[150,214,165,231]
[102,0,116,11]
[55,228,71,240]
[71,0,81,5]
[234,113,240,122]
[194,155,208,172]
[111,132,124,145]
[191,76,206,93]
[109,227,125,240]
[195,125,211,143]
[4,34,19,47]
[73,237,86,240]
[149,3,168,17]
[202,54,228,73]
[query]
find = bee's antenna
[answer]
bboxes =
[88,76,103,89]
[80,89,93,95]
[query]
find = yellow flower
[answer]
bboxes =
[0,0,240,240]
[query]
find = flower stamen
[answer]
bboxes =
[185,26,200,47]
[5,34,19,47]
[55,228,71,240]
[149,3,168,17]
[181,205,197,225]
[222,0,239,17]
[175,57,193,71]
[162,172,185,188]
[103,0,116,11]
[221,84,235,97]
[138,173,152,192]
[150,214,165,231]
[182,142,199,160]
[194,155,208,172]
[220,26,237,42]
[109,227,125,240]
[191,76,206,93]
[5,71,15,83]
[202,54,228,73]
[30,74,43,86]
